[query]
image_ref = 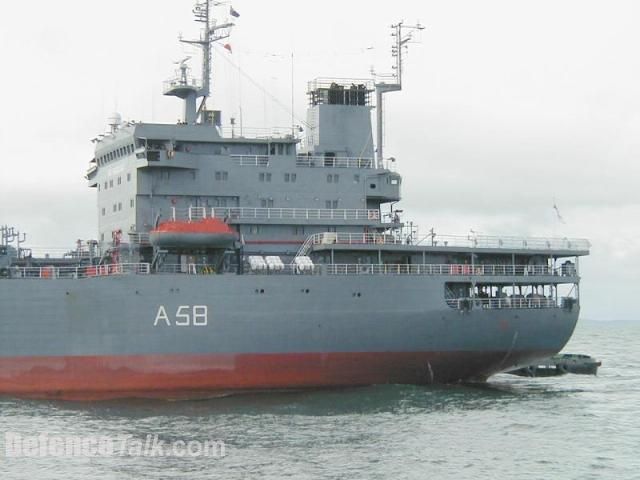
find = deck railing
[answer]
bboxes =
[8,263,150,280]
[3,262,578,280]
[230,155,270,167]
[446,297,567,310]
[306,232,590,252]
[171,206,381,222]
[325,264,571,277]
[296,156,375,169]
[128,232,150,246]
[218,126,295,139]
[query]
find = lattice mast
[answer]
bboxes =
[375,21,424,166]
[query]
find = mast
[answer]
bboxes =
[165,0,234,124]
[375,21,424,167]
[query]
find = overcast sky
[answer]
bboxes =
[0,0,638,321]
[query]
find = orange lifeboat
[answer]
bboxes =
[149,218,237,248]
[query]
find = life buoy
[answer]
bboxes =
[41,266,55,279]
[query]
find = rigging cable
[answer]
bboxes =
[214,45,311,129]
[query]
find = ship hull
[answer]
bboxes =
[0,350,556,401]
[0,274,578,400]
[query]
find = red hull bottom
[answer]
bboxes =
[0,351,549,401]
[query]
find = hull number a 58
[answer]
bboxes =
[154,305,208,327]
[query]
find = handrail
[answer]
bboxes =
[3,262,580,279]
[306,232,591,252]
[15,246,97,258]
[171,207,381,223]
[218,126,296,139]
[325,264,575,277]
[128,232,151,246]
[296,156,376,169]
[446,297,569,310]
[8,263,150,280]
[163,77,201,94]
[230,155,270,167]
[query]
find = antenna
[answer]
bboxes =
[173,56,193,85]
[374,21,425,166]
[291,52,295,136]
[180,1,234,115]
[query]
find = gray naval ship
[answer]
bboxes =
[0,2,589,400]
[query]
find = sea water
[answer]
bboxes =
[0,320,638,480]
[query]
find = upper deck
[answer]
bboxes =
[300,232,591,257]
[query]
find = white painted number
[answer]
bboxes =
[175,305,190,326]
[154,305,209,327]
[193,306,208,326]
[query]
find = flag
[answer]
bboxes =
[223,43,233,53]
[553,202,566,224]
[230,6,240,17]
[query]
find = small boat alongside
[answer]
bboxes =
[506,353,601,377]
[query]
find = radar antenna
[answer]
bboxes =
[375,21,425,166]
[173,56,193,86]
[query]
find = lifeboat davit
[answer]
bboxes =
[149,218,237,248]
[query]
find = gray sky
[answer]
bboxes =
[0,0,638,320]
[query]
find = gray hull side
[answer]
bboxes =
[0,275,578,364]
